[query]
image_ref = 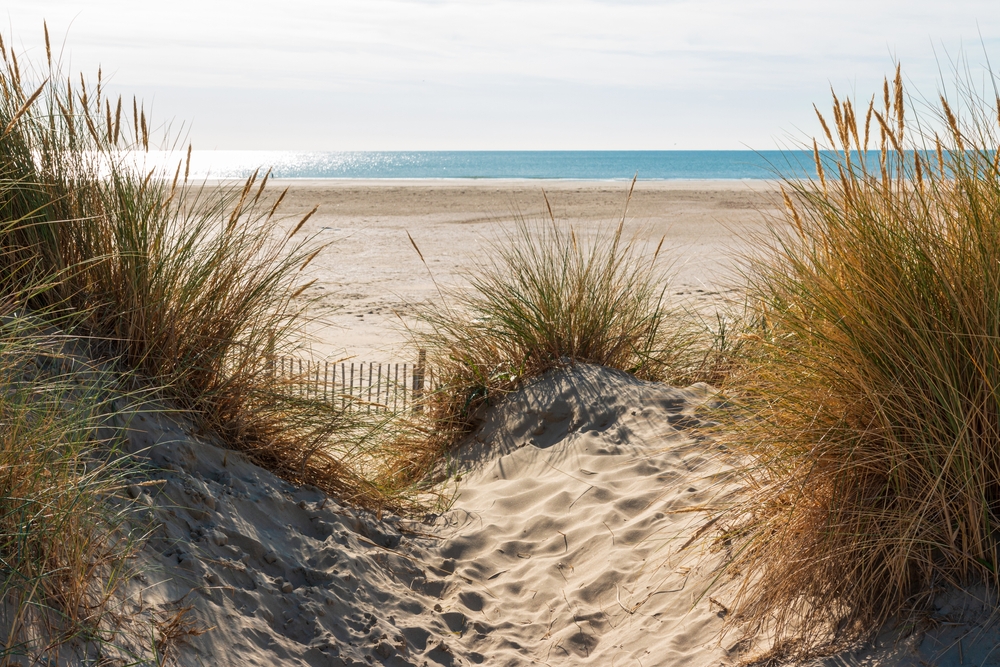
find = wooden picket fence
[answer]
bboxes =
[271,350,430,413]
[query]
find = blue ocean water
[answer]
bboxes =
[174,150,828,180]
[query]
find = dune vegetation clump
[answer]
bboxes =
[718,65,1000,658]
[390,186,719,487]
[0,28,381,502]
[0,317,146,663]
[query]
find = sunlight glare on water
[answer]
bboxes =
[134,150,832,180]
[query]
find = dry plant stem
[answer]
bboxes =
[719,64,1000,659]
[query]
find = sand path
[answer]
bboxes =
[122,364,741,667]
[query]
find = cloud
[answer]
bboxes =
[3,0,999,148]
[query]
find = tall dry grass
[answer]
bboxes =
[0,25,388,659]
[0,313,144,663]
[717,64,1000,658]
[0,27,380,505]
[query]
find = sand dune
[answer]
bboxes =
[104,362,1000,666]
[419,365,736,666]
[117,364,737,666]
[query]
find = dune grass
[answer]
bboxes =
[0,314,146,663]
[387,186,717,488]
[0,28,383,504]
[714,65,1000,658]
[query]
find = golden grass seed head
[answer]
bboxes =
[2,79,48,140]
[832,97,849,152]
[287,205,318,239]
[290,279,316,299]
[299,247,322,271]
[813,138,827,193]
[113,96,121,145]
[873,110,903,155]
[254,167,271,204]
[781,186,806,239]
[228,169,260,229]
[814,105,835,147]
[941,96,965,151]
[43,21,51,70]
[863,95,875,151]
[268,187,288,220]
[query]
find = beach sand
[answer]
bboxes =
[121,364,740,666]
[118,363,999,667]
[267,180,781,362]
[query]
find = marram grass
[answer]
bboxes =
[391,186,720,488]
[0,315,145,663]
[717,65,1000,659]
[0,27,387,506]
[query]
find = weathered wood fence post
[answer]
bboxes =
[412,349,426,412]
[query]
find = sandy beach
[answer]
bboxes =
[266,180,781,362]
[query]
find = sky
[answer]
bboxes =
[2,1,1000,151]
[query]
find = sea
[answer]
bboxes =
[163,150,827,181]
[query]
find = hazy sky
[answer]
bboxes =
[3,1,999,150]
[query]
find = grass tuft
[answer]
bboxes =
[717,64,1000,658]
[0,29,380,506]
[0,26,385,659]
[0,315,143,664]
[391,188,711,488]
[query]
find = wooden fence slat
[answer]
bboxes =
[270,352,427,414]
[376,363,382,408]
